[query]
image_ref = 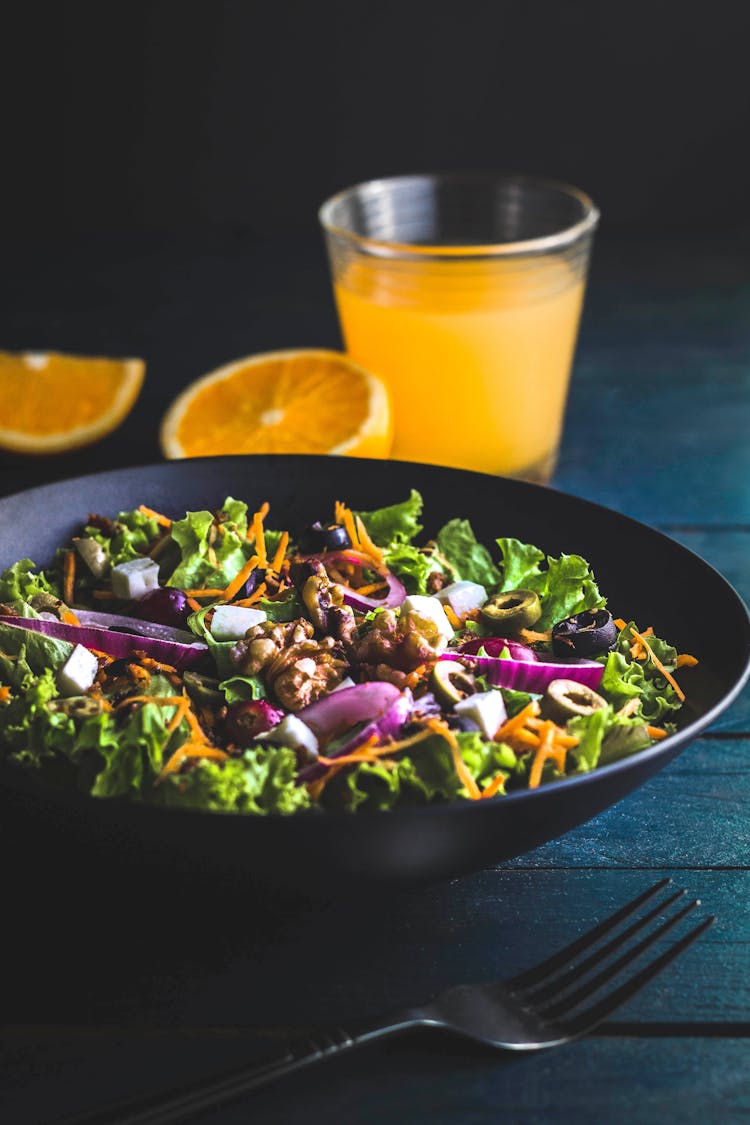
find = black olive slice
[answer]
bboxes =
[299,521,352,554]
[480,589,542,631]
[541,679,608,722]
[551,609,617,657]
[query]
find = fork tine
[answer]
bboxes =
[519,887,687,1005]
[539,898,701,1020]
[506,878,672,991]
[565,915,716,1037]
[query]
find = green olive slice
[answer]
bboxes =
[431,661,476,705]
[541,679,608,723]
[47,695,103,718]
[480,589,542,630]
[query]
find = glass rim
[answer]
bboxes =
[319,172,599,259]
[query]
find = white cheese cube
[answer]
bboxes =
[454,690,507,739]
[74,536,110,578]
[400,595,454,647]
[111,557,160,600]
[58,644,99,696]
[210,605,267,641]
[434,581,487,617]
[264,714,319,759]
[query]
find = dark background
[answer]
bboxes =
[2,0,750,241]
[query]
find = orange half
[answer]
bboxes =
[159,349,393,460]
[0,351,145,454]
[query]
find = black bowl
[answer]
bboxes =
[1,455,748,893]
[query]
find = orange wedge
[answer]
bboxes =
[159,349,393,460]
[0,351,145,454]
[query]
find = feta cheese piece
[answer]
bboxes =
[454,690,507,739]
[263,714,319,760]
[400,594,454,647]
[58,643,99,696]
[210,605,267,641]
[111,557,160,600]
[434,580,487,617]
[332,677,356,693]
[74,536,110,578]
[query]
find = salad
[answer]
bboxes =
[0,491,697,815]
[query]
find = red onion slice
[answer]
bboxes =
[297,683,413,782]
[459,636,538,662]
[74,609,196,646]
[439,652,604,693]
[0,616,208,671]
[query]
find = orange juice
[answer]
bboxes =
[334,254,586,480]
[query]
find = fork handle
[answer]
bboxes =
[66,1010,426,1125]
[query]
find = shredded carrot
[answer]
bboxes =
[252,508,268,567]
[182,588,226,598]
[494,700,541,743]
[646,725,668,740]
[629,627,685,702]
[186,596,202,613]
[334,502,361,553]
[353,581,389,598]
[443,604,461,630]
[613,618,627,631]
[676,653,699,669]
[63,550,76,606]
[138,655,179,675]
[526,717,580,748]
[517,627,552,644]
[0,685,11,704]
[529,720,568,790]
[61,610,80,626]
[148,532,173,560]
[165,697,190,734]
[232,583,268,608]
[481,772,507,799]
[89,648,115,663]
[630,625,655,661]
[223,554,261,602]
[425,717,482,800]
[138,505,172,528]
[271,531,289,574]
[354,516,384,565]
[616,697,641,719]
[158,741,229,780]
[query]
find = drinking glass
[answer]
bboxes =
[320,173,598,482]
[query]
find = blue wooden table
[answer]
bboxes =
[1,232,748,1123]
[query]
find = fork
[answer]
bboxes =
[67,879,713,1125]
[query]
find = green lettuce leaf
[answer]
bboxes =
[257,590,304,623]
[436,519,501,588]
[153,745,311,816]
[381,543,441,595]
[323,729,516,811]
[567,705,654,772]
[599,621,682,723]
[0,559,59,604]
[357,490,423,547]
[0,618,74,684]
[83,508,162,568]
[167,497,253,590]
[496,539,604,630]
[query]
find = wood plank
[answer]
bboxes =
[2,870,746,1030]
[3,1018,749,1125]
[556,282,750,526]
